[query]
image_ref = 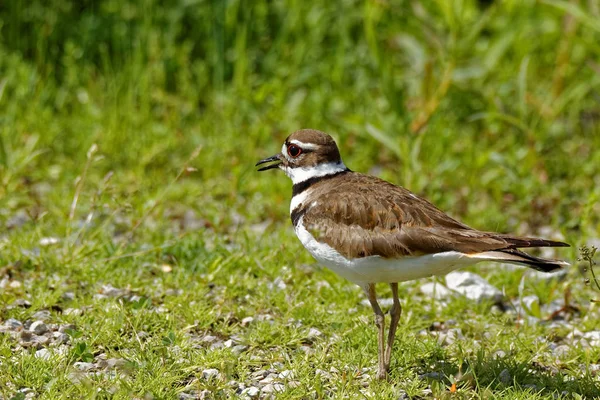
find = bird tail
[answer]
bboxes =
[467,249,570,273]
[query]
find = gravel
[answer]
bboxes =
[261,383,285,393]
[420,282,454,300]
[32,310,51,320]
[4,318,23,330]
[498,368,512,385]
[241,387,260,398]
[445,271,503,302]
[35,348,51,360]
[307,327,323,338]
[201,368,221,380]
[29,321,48,335]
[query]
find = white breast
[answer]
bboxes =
[294,217,478,285]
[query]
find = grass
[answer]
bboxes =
[1,0,600,398]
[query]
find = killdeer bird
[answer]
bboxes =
[256,129,569,380]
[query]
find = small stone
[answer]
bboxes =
[499,368,511,385]
[261,383,284,393]
[64,308,83,316]
[199,390,211,399]
[584,331,600,346]
[241,387,260,398]
[210,341,224,350]
[315,369,331,379]
[287,381,301,388]
[278,370,294,379]
[9,280,22,289]
[32,310,52,320]
[430,321,443,331]
[553,344,571,357]
[18,388,35,397]
[202,335,218,343]
[67,371,88,385]
[12,299,32,308]
[251,369,268,380]
[420,282,454,300]
[4,318,23,330]
[307,328,323,338]
[227,380,240,389]
[298,345,314,354]
[271,361,284,370]
[259,375,274,385]
[165,288,183,296]
[20,330,33,341]
[444,328,464,345]
[241,317,254,327]
[61,292,76,301]
[566,328,584,340]
[35,348,51,360]
[520,295,540,313]
[39,237,60,246]
[97,357,127,370]
[269,277,287,290]
[74,362,96,371]
[315,281,331,290]
[494,350,507,359]
[29,321,48,335]
[100,284,126,297]
[360,298,395,307]
[202,368,220,380]
[232,345,248,355]
[31,334,50,346]
[59,324,77,333]
[445,271,502,302]
[223,339,234,348]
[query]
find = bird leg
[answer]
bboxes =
[364,283,387,380]
[384,282,402,371]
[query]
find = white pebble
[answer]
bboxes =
[241,387,260,398]
[4,318,23,330]
[261,383,284,393]
[202,368,220,380]
[35,348,51,360]
[29,321,48,335]
[278,370,294,379]
[307,328,323,338]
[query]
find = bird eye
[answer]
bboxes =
[287,144,302,158]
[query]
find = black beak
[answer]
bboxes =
[255,154,282,171]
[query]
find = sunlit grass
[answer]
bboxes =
[0,0,599,398]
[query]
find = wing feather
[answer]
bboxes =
[301,173,568,259]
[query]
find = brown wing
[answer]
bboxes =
[300,173,567,259]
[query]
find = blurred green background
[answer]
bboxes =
[1,0,599,239]
[1,1,600,397]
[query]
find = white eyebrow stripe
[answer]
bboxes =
[289,140,319,150]
[281,142,291,162]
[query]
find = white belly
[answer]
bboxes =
[294,217,478,284]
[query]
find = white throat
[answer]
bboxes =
[284,161,347,185]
